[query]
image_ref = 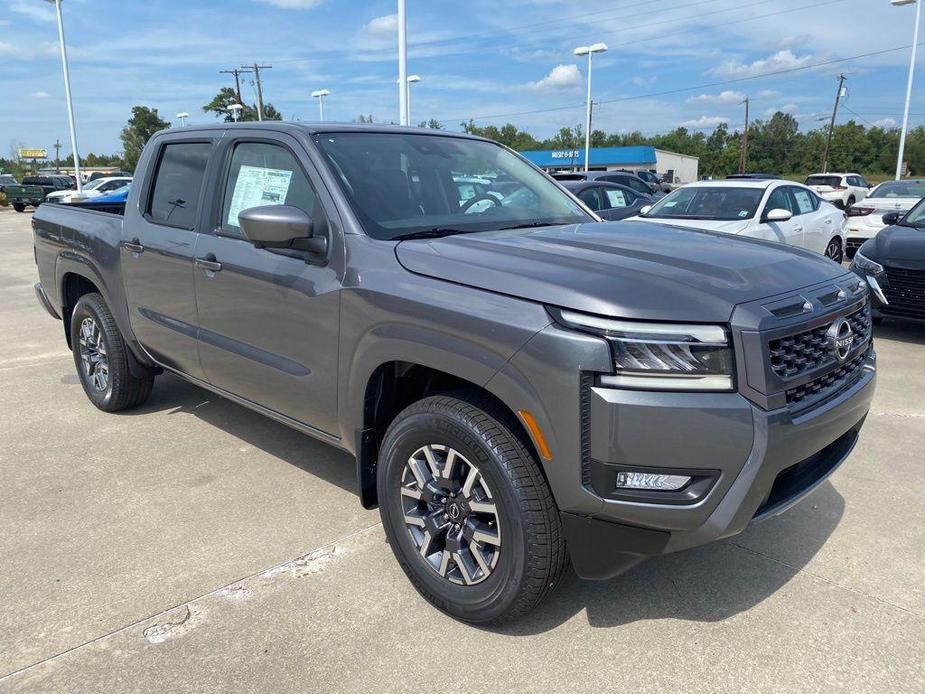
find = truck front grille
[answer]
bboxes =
[785,348,869,409]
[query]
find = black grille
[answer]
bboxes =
[882,266,925,320]
[768,303,872,379]
[785,349,868,408]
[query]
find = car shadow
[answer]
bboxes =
[488,482,845,635]
[873,319,925,345]
[121,372,358,496]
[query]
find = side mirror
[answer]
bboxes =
[881,211,903,226]
[238,205,326,255]
[639,205,652,216]
[764,208,793,223]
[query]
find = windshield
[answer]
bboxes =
[313,132,590,240]
[644,186,764,221]
[902,199,925,228]
[805,175,842,187]
[869,181,925,199]
[83,179,109,191]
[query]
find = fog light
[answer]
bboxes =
[615,472,691,491]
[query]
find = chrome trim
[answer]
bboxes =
[599,373,734,391]
[557,309,727,344]
[866,275,889,305]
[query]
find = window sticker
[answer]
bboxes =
[793,190,813,214]
[605,189,628,207]
[227,165,293,226]
[738,210,749,217]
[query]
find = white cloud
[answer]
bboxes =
[678,115,729,129]
[687,90,745,105]
[631,75,657,88]
[874,117,897,128]
[711,50,816,78]
[31,91,49,99]
[10,3,56,23]
[756,89,782,99]
[528,64,582,92]
[253,0,325,8]
[363,14,397,37]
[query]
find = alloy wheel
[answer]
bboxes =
[78,317,109,392]
[825,239,843,263]
[400,444,501,586]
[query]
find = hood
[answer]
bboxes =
[864,197,921,211]
[395,221,849,322]
[866,225,925,262]
[631,216,751,235]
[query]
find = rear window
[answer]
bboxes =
[646,186,764,221]
[148,142,211,228]
[23,177,51,185]
[804,175,842,187]
[869,181,925,198]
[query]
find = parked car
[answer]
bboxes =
[0,174,18,195]
[632,179,847,261]
[88,183,131,204]
[804,173,870,210]
[5,175,73,212]
[32,123,875,623]
[46,176,133,203]
[845,179,925,258]
[560,180,654,220]
[86,170,133,183]
[850,196,925,322]
[726,173,780,180]
[551,170,662,198]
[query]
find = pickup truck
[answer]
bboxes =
[8,175,74,212]
[32,123,876,623]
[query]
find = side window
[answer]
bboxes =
[578,187,602,211]
[764,187,791,215]
[148,142,211,228]
[789,187,815,216]
[222,142,319,234]
[603,187,630,209]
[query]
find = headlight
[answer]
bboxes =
[850,251,884,276]
[551,308,735,391]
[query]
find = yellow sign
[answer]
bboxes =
[18,148,47,159]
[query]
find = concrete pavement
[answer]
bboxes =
[1,206,922,692]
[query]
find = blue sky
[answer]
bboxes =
[1,0,922,156]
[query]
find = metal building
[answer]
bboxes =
[520,145,699,184]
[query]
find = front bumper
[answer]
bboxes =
[563,350,875,580]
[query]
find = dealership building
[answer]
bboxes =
[520,145,699,184]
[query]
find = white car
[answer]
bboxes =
[845,178,925,257]
[631,179,847,261]
[46,176,132,203]
[804,173,870,210]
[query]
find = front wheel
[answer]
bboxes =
[12,203,25,213]
[377,392,567,623]
[825,237,844,263]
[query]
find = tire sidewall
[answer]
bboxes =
[70,295,116,410]
[378,404,531,622]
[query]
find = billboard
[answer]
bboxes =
[18,148,48,159]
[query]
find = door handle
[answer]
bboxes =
[793,225,803,232]
[824,218,833,224]
[123,239,145,253]
[195,255,222,273]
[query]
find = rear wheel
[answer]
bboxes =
[70,293,154,412]
[825,237,843,263]
[846,196,856,208]
[12,203,25,213]
[377,392,567,623]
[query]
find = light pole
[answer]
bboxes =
[404,75,421,124]
[44,0,82,192]
[893,0,921,179]
[176,112,189,127]
[573,42,607,172]
[227,103,243,123]
[397,0,409,125]
[311,89,330,120]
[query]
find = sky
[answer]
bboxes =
[0,0,923,157]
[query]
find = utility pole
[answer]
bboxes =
[244,63,272,121]
[823,74,847,174]
[739,97,750,174]
[220,68,248,106]
[54,139,62,174]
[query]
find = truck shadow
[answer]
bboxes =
[492,482,845,635]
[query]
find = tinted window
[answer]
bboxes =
[764,187,792,214]
[148,142,211,228]
[646,186,764,221]
[805,175,842,188]
[23,177,52,185]
[602,174,649,195]
[577,187,603,211]
[222,142,319,233]
[869,181,925,198]
[789,187,816,215]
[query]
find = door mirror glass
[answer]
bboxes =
[765,208,793,223]
[881,211,902,226]
[239,205,314,248]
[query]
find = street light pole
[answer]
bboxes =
[398,0,409,125]
[312,89,330,120]
[45,0,82,192]
[894,0,921,180]
[574,43,607,172]
[176,112,189,127]
[227,104,243,123]
[407,75,421,124]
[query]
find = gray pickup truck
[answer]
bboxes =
[32,123,876,623]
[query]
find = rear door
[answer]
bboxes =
[121,137,216,379]
[192,132,343,436]
[788,186,828,253]
[597,185,639,221]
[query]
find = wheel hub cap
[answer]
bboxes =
[78,317,109,392]
[400,444,501,586]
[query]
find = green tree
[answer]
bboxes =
[120,106,170,172]
[203,87,282,123]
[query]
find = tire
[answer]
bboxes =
[824,237,844,264]
[846,196,856,208]
[377,391,567,624]
[70,292,154,412]
[12,203,25,213]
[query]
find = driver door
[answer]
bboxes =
[754,186,803,248]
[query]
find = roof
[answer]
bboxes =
[519,146,658,168]
[157,121,488,141]
[684,179,780,189]
[806,172,860,177]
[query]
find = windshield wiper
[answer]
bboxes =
[497,221,558,231]
[393,228,475,241]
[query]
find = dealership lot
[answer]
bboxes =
[1,207,923,692]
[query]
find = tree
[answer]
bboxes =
[418,119,444,130]
[120,106,170,172]
[203,87,282,123]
